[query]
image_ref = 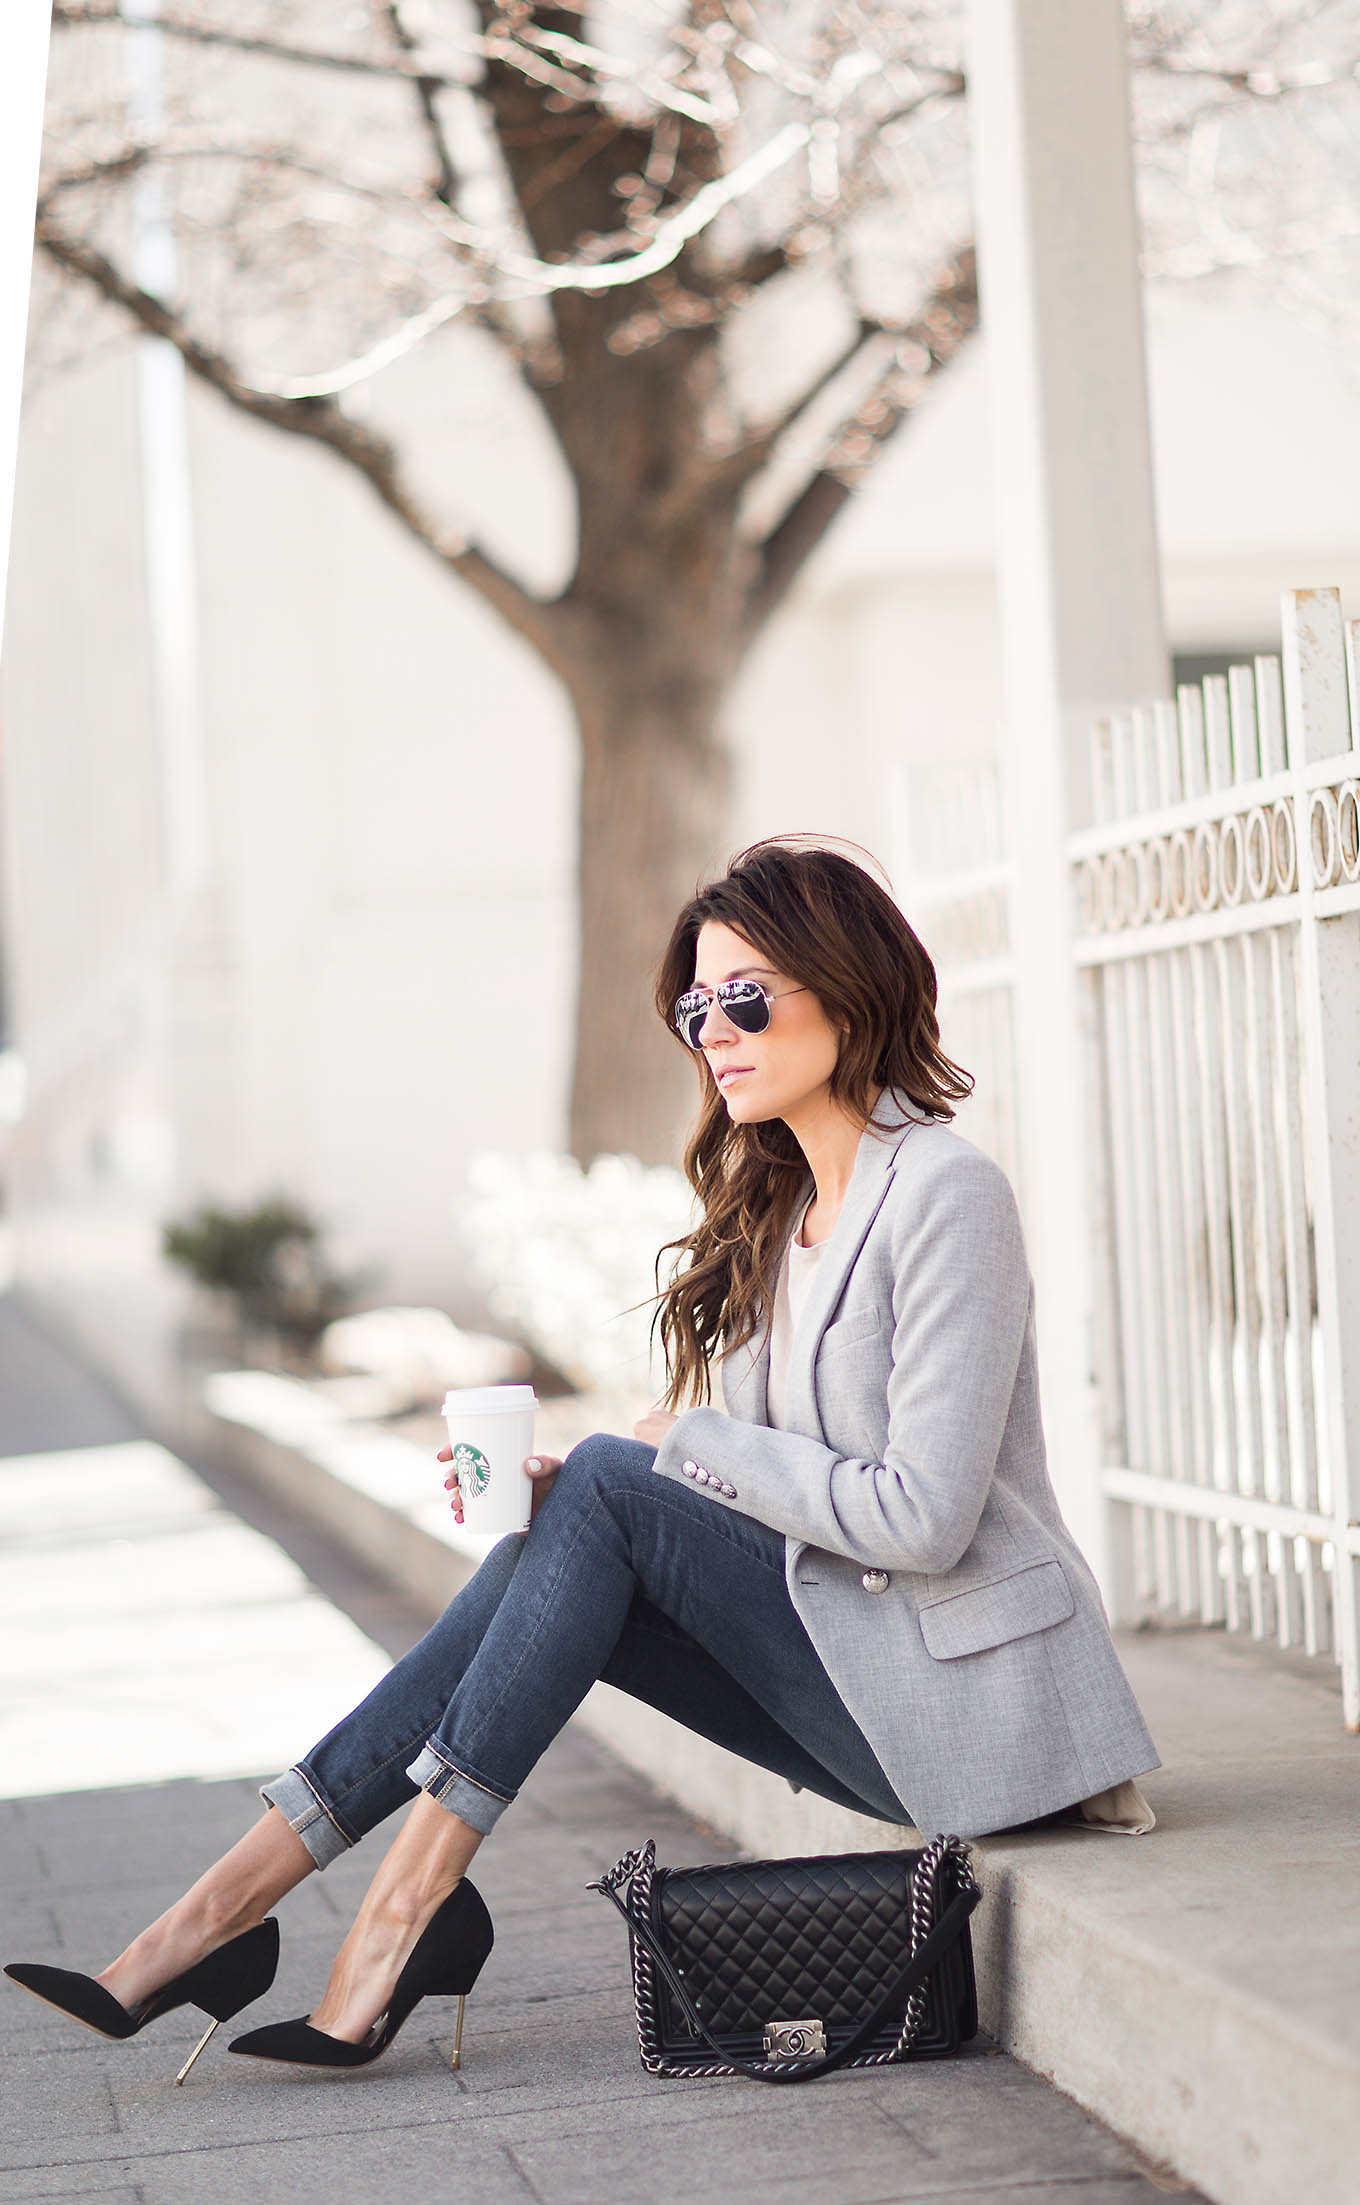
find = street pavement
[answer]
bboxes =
[0,1292,1201,2204]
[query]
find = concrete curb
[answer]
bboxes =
[204,1371,1360,2205]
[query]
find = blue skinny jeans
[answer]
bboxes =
[262,1433,911,1865]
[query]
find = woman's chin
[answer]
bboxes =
[720,1085,772,1123]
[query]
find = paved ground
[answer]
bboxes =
[0,1292,1201,2204]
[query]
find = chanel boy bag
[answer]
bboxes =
[589,1832,980,2083]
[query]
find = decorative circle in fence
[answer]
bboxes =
[1219,813,1246,905]
[1126,845,1150,926]
[1148,836,1171,921]
[1169,829,1194,917]
[1078,856,1102,933]
[1101,849,1126,931]
[1245,806,1273,901]
[1271,798,1297,894]
[1337,781,1360,883]
[1310,788,1340,888]
[1192,820,1219,911]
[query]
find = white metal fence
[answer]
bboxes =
[1072,588,1360,1726]
[901,587,1360,1728]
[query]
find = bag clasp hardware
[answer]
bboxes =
[762,2018,826,2062]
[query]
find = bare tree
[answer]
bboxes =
[30,1,1356,1158]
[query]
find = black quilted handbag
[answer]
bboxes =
[589,1832,980,2083]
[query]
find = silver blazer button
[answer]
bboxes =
[860,1569,890,1594]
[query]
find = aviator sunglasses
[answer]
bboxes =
[673,976,807,1050]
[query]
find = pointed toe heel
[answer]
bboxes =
[4,1918,281,2083]
[2,1964,141,2040]
[229,1878,493,2073]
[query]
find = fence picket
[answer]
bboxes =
[1204,675,1234,792]
[1255,657,1288,776]
[1228,664,1261,785]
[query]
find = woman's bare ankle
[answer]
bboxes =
[308,1879,461,2042]
[97,1890,260,2009]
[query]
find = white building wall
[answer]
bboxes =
[1,328,580,1408]
[177,358,579,1304]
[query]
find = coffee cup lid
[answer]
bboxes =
[441,1384,538,1415]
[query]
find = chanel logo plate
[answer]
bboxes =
[762,2018,827,2062]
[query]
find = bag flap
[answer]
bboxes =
[651,1852,920,2034]
[917,1558,1074,1661]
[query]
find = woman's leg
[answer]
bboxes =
[240,1432,902,2046]
[599,1604,909,1824]
[405,1432,912,1831]
[261,1526,528,1866]
[306,1791,481,2041]
[97,1809,314,2012]
[92,1530,532,2013]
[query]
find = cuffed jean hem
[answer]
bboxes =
[259,1766,354,1871]
[406,1744,513,1837]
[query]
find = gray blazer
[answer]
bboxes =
[653,1091,1159,1837]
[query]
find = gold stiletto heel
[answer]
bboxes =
[174,2017,221,2085]
[449,1994,468,2071]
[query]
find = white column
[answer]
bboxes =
[0,1,52,647]
[966,0,1167,1590]
[125,0,208,893]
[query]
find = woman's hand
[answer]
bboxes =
[437,1446,563,1525]
[633,1407,678,1448]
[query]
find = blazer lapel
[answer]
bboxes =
[780,1094,926,1437]
[721,1321,771,1423]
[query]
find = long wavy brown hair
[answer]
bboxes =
[653,839,973,1408]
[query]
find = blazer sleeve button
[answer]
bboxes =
[721,1482,737,1499]
[861,1569,890,1594]
[681,1461,698,1478]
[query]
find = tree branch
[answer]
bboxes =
[382,0,461,209]
[645,317,886,535]
[35,215,573,670]
[1129,45,1360,101]
[742,245,978,642]
[763,317,888,448]
[49,3,713,122]
[50,3,475,86]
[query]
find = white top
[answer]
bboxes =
[766,1206,825,1431]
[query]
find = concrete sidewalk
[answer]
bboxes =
[0,1293,1197,2204]
[1,1755,1198,2205]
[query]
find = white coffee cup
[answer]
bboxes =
[442,1383,539,1536]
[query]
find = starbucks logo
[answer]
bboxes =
[452,1443,492,1499]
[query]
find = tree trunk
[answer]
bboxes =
[567,653,735,1164]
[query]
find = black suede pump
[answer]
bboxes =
[4,1918,281,2082]
[227,1878,493,2072]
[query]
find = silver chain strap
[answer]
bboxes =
[614,1834,975,2080]
[883,1831,975,2066]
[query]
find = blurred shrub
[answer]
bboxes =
[162,1195,362,1353]
[458,1152,695,1394]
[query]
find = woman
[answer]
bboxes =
[5,840,1157,2077]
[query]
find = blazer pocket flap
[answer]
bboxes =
[918,1559,1074,1661]
[816,1309,883,1354]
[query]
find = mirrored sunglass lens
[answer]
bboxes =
[674,992,710,1047]
[717,980,771,1034]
